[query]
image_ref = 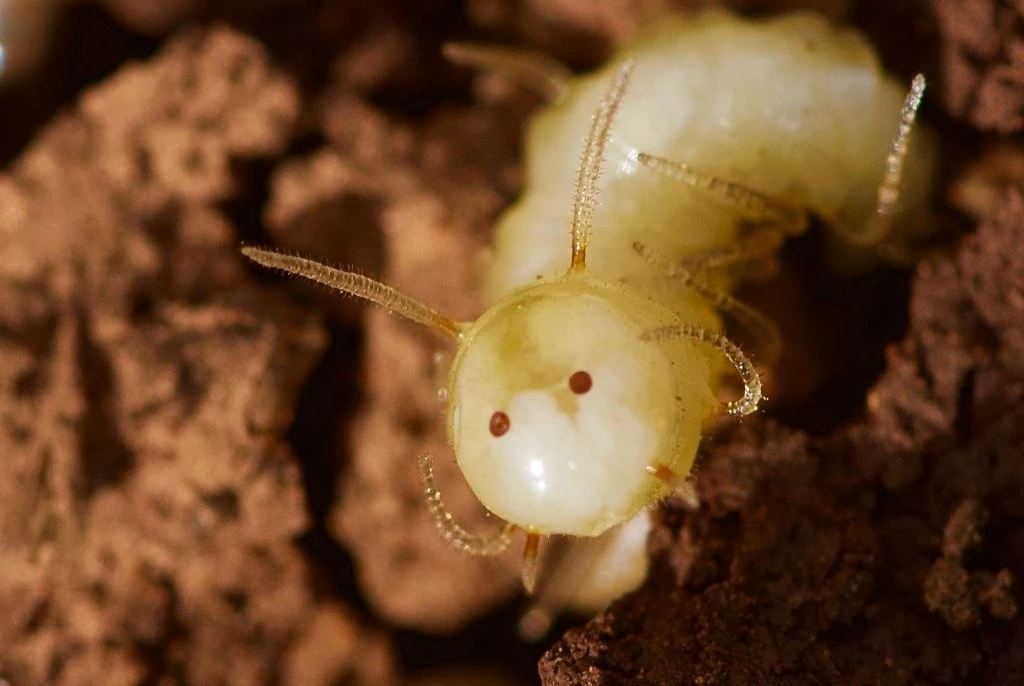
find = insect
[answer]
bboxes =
[243,10,936,599]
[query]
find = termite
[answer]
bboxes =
[243,9,936,613]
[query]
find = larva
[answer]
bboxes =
[243,9,936,603]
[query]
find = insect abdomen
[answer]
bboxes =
[485,9,937,306]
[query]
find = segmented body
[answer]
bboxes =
[489,10,936,303]
[243,9,937,606]
[453,9,936,541]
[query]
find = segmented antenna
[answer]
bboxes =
[241,247,465,339]
[418,454,516,556]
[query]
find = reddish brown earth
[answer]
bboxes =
[0,0,1020,684]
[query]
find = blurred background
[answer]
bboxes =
[0,0,1021,685]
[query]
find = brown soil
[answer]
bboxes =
[0,0,1020,684]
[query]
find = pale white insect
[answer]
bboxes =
[243,9,937,609]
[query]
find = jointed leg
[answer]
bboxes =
[678,225,786,274]
[634,241,781,367]
[647,462,700,510]
[522,533,543,595]
[637,152,808,235]
[443,43,571,102]
[634,150,804,278]
[518,513,654,641]
[637,75,926,251]
[833,74,927,247]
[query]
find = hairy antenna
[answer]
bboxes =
[569,61,634,273]
[241,247,465,339]
[418,454,516,556]
[642,324,762,416]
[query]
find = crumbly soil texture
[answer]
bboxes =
[0,0,1021,685]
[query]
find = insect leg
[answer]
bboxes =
[642,324,762,417]
[832,74,927,247]
[518,512,655,641]
[518,536,586,640]
[646,463,700,510]
[678,225,787,274]
[522,533,543,595]
[636,151,808,234]
[417,454,516,556]
[519,576,561,640]
[634,241,781,367]
[443,43,571,102]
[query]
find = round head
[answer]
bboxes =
[446,279,710,537]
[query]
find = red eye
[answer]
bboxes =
[489,411,510,437]
[569,370,592,394]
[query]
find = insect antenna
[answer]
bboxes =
[569,61,634,273]
[642,324,762,416]
[417,454,516,556]
[241,247,465,339]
